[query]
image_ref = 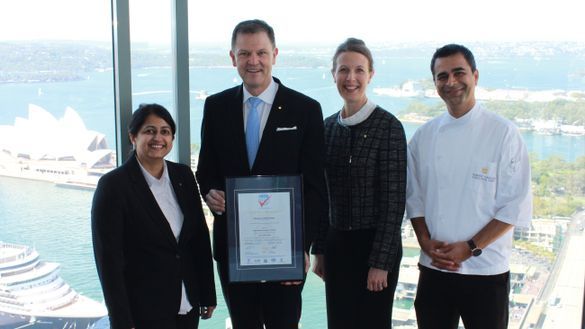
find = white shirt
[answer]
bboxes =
[243,78,279,140]
[406,103,532,275]
[138,159,192,314]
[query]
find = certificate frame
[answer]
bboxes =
[225,175,304,283]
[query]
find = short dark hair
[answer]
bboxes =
[430,44,477,76]
[128,103,176,138]
[331,38,374,73]
[231,19,276,50]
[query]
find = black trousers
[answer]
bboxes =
[324,228,402,329]
[133,308,199,329]
[414,265,510,329]
[217,260,303,329]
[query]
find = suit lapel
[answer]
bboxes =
[262,83,287,140]
[229,85,252,172]
[254,80,289,170]
[167,163,193,245]
[127,156,178,247]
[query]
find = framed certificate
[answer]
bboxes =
[225,175,304,282]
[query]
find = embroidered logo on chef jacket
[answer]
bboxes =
[472,163,496,183]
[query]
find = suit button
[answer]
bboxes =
[176,254,181,260]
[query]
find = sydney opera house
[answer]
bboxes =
[0,104,115,188]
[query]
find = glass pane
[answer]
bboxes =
[129,0,175,160]
[0,1,113,328]
[3,1,580,329]
[188,2,584,329]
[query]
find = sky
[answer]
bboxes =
[0,0,583,45]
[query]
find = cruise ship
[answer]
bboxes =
[0,242,107,328]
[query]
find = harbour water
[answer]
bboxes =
[0,175,327,328]
[1,58,583,161]
[1,50,584,328]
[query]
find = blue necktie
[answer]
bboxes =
[246,97,262,169]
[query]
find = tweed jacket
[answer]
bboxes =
[315,106,406,271]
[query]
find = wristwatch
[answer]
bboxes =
[467,239,482,257]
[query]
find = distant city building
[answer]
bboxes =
[514,218,567,252]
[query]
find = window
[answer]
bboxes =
[0,1,113,327]
[1,1,582,328]
[187,1,584,328]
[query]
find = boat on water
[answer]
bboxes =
[0,242,108,328]
[0,104,115,190]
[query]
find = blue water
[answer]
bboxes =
[1,51,584,328]
[1,57,583,161]
[0,175,327,329]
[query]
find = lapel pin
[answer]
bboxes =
[278,106,283,110]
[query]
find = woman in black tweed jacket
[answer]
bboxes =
[312,38,407,329]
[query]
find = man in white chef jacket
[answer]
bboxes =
[406,44,532,329]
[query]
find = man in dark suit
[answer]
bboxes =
[92,104,216,329]
[196,19,328,329]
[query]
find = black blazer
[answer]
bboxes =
[91,155,216,329]
[196,78,329,261]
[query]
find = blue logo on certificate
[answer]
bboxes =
[257,193,271,208]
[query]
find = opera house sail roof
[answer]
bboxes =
[0,104,115,188]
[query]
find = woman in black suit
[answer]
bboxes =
[312,38,407,329]
[92,104,216,329]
